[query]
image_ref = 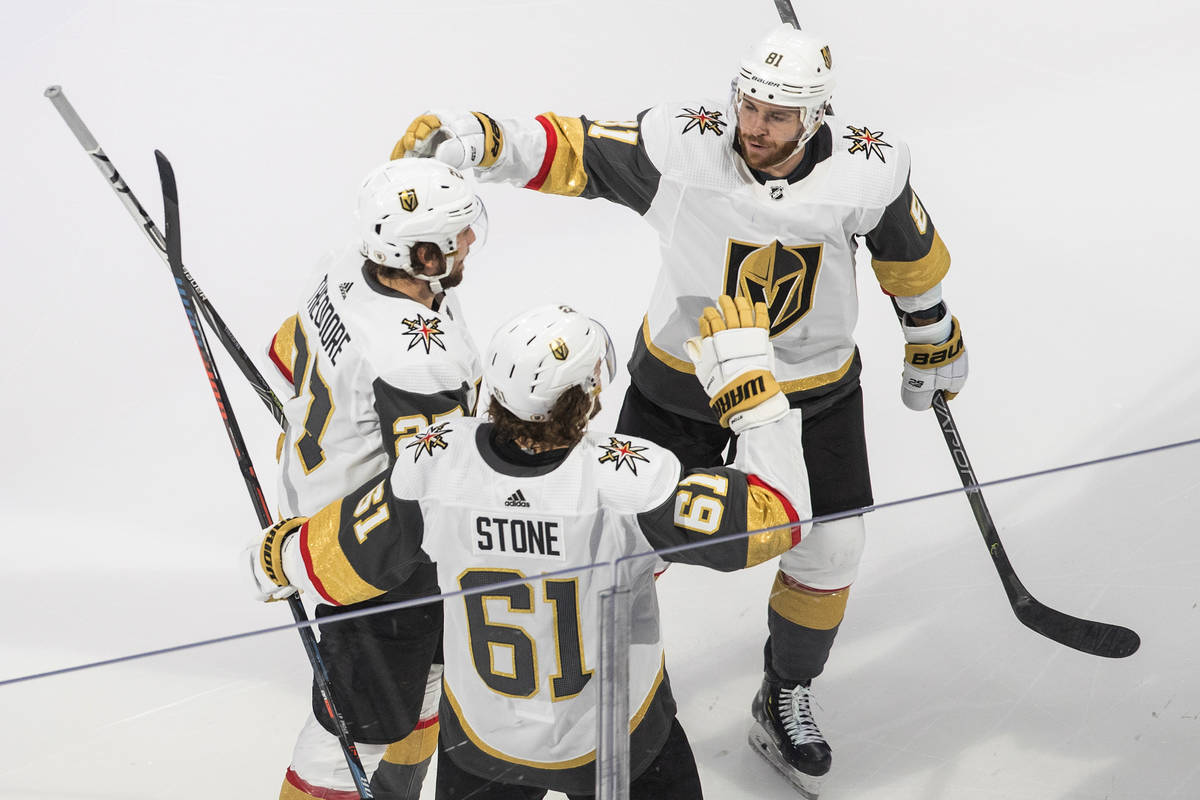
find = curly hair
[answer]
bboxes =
[487,386,595,451]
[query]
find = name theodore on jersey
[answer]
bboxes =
[474,515,565,561]
[306,276,353,365]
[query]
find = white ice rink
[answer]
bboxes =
[2,1,1199,798]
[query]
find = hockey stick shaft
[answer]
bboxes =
[930,393,1027,605]
[44,85,285,428]
[155,152,374,798]
[931,392,1140,658]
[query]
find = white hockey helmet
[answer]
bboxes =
[735,24,836,150]
[484,305,617,422]
[356,159,487,287]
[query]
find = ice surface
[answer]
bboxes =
[2,1,1198,798]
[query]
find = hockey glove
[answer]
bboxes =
[245,517,306,602]
[391,110,504,170]
[685,295,789,433]
[900,304,968,411]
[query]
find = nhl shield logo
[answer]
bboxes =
[723,239,824,336]
[548,337,569,360]
[398,188,419,212]
[821,46,832,69]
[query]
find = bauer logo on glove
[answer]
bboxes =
[907,334,964,366]
[900,311,968,410]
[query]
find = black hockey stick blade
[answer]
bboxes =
[1012,597,1140,659]
[931,393,1140,659]
[773,0,800,27]
[155,151,180,257]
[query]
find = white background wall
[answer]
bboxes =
[2,1,1198,798]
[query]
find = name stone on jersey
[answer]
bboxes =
[474,514,566,561]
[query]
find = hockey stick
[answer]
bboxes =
[44,86,285,428]
[774,0,800,27]
[930,392,1141,658]
[155,151,375,798]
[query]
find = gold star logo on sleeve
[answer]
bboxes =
[597,437,651,474]
[404,422,453,462]
[676,106,728,136]
[843,125,893,162]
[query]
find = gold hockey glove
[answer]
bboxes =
[392,110,504,170]
[685,295,789,432]
[246,517,306,602]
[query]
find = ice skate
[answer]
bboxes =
[748,675,831,799]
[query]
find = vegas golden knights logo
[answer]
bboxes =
[821,46,832,69]
[548,337,569,360]
[723,239,824,337]
[399,188,419,212]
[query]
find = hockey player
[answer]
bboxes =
[250,297,811,798]
[260,158,486,799]
[390,23,968,798]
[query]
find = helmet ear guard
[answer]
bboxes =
[484,305,617,423]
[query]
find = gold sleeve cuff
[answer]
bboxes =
[529,113,588,196]
[744,482,799,567]
[872,230,951,297]
[303,499,384,605]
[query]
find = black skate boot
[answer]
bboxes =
[748,674,831,799]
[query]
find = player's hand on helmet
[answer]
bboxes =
[685,295,789,433]
[245,517,306,602]
[900,303,968,411]
[392,110,503,171]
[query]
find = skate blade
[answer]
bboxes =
[747,727,825,800]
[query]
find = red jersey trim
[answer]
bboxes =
[524,115,559,191]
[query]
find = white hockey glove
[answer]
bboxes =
[900,304,968,411]
[245,517,306,602]
[685,295,790,434]
[391,110,504,170]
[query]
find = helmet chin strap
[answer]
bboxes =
[407,250,457,295]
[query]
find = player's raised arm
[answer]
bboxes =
[393,108,662,214]
[635,295,812,571]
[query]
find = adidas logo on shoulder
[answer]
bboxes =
[504,490,530,508]
[338,281,353,299]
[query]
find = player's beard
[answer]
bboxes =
[737,128,799,171]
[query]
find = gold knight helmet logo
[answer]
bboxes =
[398,188,419,212]
[723,239,824,336]
[548,337,569,361]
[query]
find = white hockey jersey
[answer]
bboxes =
[267,245,481,517]
[286,413,809,792]
[473,103,951,420]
